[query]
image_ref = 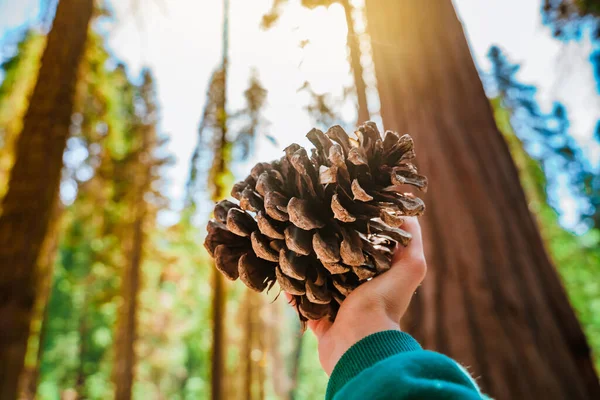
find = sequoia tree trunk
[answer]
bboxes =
[365,1,600,399]
[18,204,62,400]
[0,0,94,398]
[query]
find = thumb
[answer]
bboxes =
[365,217,427,322]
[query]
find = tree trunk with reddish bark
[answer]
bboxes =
[0,0,94,397]
[365,1,600,398]
[18,204,62,399]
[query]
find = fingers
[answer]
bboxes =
[392,216,424,264]
[369,217,427,320]
[390,216,426,281]
[286,217,426,334]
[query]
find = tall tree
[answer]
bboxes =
[30,29,162,397]
[0,29,46,400]
[0,30,45,199]
[113,70,167,400]
[491,97,600,374]
[542,0,600,38]
[18,202,61,400]
[232,70,268,159]
[0,0,94,397]
[210,2,230,398]
[18,27,121,398]
[183,61,230,400]
[365,1,600,398]
[298,81,342,128]
[486,45,597,228]
[263,0,370,123]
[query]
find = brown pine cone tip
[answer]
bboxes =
[204,122,427,325]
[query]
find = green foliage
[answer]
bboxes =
[298,81,342,129]
[486,46,598,228]
[542,0,600,39]
[0,30,45,198]
[295,332,328,399]
[492,97,600,372]
[231,70,269,159]
[29,24,179,398]
[134,222,212,399]
[7,4,597,399]
[37,31,136,398]
[185,67,233,208]
[261,0,338,29]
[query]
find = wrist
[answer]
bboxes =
[319,312,400,375]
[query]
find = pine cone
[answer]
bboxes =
[204,122,427,324]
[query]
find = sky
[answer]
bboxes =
[0,0,598,225]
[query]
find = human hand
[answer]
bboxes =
[298,217,427,375]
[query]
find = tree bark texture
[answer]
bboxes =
[0,0,94,398]
[113,214,143,400]
[365,1,600,399]
[18,204,61,400]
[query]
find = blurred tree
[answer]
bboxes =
[593,50,600,92]
[286,326,304,400]
[36,54,137,399]
[297,81,342,129]
[21,28,113,399]
[231,70,269,159]
[542,0,600,39]
[486,45,599,230]
[183,61,230,399]
[28,24,170,397]
[208,71,228,400]
[0,29,47,399]
[112,70,169,400]
[492,97,600,373]
[240,290,261,400]
[0,30,45,200]
[210,2,231,399]
[230,71,273,400]
[542,0,600,139]
[0,0,94,398]
[365,0,600,398]
[18,202,61,400]
[185,2,280,398]
[262,0,370,124]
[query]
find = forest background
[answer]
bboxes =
[0,0,599,399]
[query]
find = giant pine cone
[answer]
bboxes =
[204,122,427,323]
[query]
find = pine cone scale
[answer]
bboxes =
[205,123,426,323]
[279,249,307,280]
[287,198,325,230]
[276,266,305,295]
[284,226,312,256]
[256,211,285,239]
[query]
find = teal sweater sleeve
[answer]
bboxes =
[326,330,485,400]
